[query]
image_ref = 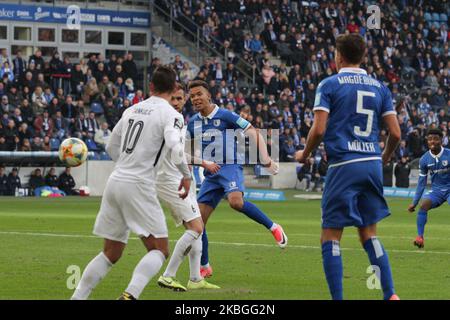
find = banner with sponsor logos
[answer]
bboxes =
[244,189,286,201]
[383,187,430,198]
[0,3,150,28]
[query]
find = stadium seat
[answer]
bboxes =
[90,102,104,116]
[88,152,100,161]
[424,12,432,22]
[423,29,429,38]
[432,13,440,22]
[433,21,441,29]
[50,138,60,151]
[85,139,99,151]
[440,14,448,22]
[99,152,111,161]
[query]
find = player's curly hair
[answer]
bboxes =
[427,128,443,138]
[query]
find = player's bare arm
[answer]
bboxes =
[295,110,328,164]
[245,125,279,174]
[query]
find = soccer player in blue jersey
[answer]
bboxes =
[408,129,450,248]
[296,34,401,300]
[186,80,287,278]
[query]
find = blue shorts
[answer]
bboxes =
[321,160,390,228]
[423,188,450,209]
[197,164,245,209]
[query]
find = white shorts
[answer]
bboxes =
[157,183,201,227]
[93,178,168,244]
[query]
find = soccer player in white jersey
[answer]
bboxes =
[156,83,220,291]
[71,66,192,300]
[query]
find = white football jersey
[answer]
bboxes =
[106,96,185,185]
[156,125,187,185]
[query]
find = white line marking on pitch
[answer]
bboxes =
[0,230,446,256]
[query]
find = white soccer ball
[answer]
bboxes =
[58,138,88,167]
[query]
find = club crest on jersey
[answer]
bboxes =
[213,119,221,127]
[443,160,448,167]
[174,118,184,130]
[229,181,237,189]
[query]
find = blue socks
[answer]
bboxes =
[363,237,395,300]
[322,241,343,300]
[239,201,274,230]
[417,209,428,237]
[200,229,209,267]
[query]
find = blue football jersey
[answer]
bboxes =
[187,105,251,165]
[418,148,450,190]
[313,68,395,166]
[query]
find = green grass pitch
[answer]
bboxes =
[0,191,449,300]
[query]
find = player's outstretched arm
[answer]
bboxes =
[295,110,328,163]
[381,114,401,164]
[246,125,279,174]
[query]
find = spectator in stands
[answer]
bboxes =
[395,156,411,188]
[82,77,100,104]
[383,158,394,187]
[0,136,8,151]
[7,167,21,196]
[98,76,117,102]
[30,136,43,151]
[281,138,296,162]
[4,120,17,151]
[31,86,47,114]
[396,140,408,160]
[94,122,112,151]
[12,50,26,80]
[61,95,77,128]
[20,139,31,151]
[122,53,138,83]
[28,50,44,71]
[58,167,77,196]
[1,95,13,114]
[0,166,7,196]
[44,168,58,188]
[29,168,45,194]
[85,112,100,138]
[316,152,329,191]
[297,158,318,192]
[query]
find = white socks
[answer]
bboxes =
[163,230,200,279]
[71,252,113,300]
[188,235,203,282]
[125,250,166,299]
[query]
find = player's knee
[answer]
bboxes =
[229,198,244,211]
[420,200,432,211]
[103,249,122,264]
[160,248,170,259]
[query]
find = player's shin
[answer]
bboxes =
[125,250,166,299]
[188,236,203,282]
[322,241,343,300]
[201,230,209,267]
[71,252,113,300]
[363,237,395,300]
[239,201,274,229]
[163,230,200,278]
[417,209,428,237]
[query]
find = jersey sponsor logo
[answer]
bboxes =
[174,118,184,130]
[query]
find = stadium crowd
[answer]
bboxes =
[155,0,449,163]
[0,0,448,172]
